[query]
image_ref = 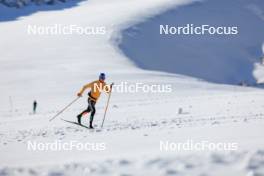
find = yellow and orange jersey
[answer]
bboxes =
[78,80,111,101]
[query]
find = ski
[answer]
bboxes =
[60,118,93,129]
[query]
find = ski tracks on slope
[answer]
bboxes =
[0,111,264,146]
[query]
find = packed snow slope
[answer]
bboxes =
[1,0,193,115]
[0,0,264,176]
[119,0,264,85]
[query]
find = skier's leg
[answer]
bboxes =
[77,100,91,124]
[89,99,96,128]
[79,106,91,116]
[78,99,92,116]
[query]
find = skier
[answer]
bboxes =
[76,73,112,128]
[33,100,37,114]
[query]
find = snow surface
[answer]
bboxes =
[0,0,264,176]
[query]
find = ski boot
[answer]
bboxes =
[77,114,82,124]
[89,121,94,129]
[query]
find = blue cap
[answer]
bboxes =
[99,73,105,80]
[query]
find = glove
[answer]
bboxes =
[77,93,82,97]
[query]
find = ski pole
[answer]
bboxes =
[101,83,114,128]
[49,96,80,122]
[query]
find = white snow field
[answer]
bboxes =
[0,0,264,176]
